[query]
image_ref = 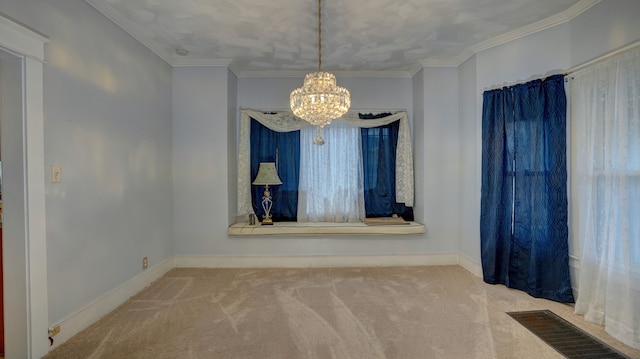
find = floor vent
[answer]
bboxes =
[507,310,629,359]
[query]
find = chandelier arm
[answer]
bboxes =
[318,0,322,72]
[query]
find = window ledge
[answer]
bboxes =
[228,221,426,236]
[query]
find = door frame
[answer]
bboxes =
[0,14,49,358]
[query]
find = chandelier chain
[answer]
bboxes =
[318,0,322,71]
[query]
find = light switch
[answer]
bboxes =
[51,164,62,183]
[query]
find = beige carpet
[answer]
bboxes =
[43,266,640,359]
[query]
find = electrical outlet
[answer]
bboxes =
[49,325,61,337]
[142,256,148,270]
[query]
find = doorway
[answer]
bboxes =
[0,49,23,358]
[1,48,24,359]
[0,13,49,358]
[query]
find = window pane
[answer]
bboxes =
[297,121,365,222]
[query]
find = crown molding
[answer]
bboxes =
[85,0,174,65]
[567,39,640,74]
[419,55,464,68]
[236,69,414,79]
[172,58,233,68]
[467,0,601,56]
[419,0,602,69]
[85,0,601,76]
[407,62,425,77]
[228,62,242,77]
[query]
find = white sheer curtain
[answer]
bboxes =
[572,47,640,349]
[237,109,414,218]
[297,121,365,222]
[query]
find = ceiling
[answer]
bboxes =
[85,0,598,77]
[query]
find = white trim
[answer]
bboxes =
[422,0,602,68]
[228,222,426,236]
[0,12,49,358]
[466,0,601,61]
[86,0,600,76]
[172,58,233,68]
[0,13,49,62]
[84,0,174,64]
[45,254,481,349]
[174,254,459,268]
[457,254,483,278]
[569,255,580,297]
[406,62,424,77]
[569,254,581,271]
[567,40,640,74]
[420,54,469,68]
[236,70,414,79]
[48,257,175,350]
[24,56,49,358]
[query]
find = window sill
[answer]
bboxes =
[228,221,426,236]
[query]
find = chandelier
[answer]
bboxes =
[290,0,350,145]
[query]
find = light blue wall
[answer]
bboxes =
[1,0,174,324]
[457,22,573,272]
[173,75,457,256]
[172,67,232,254]
[419,67,461,254]
[2,0,640,347]
[569,0,640,67]
[237,77,414,121]
[173,0,640,263]
[456,0,640,280]
[412,70,425,224]
[227,69,239,225]
[566,0,640,288]
[457,56,479,266]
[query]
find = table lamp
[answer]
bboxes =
[252,162,282,225]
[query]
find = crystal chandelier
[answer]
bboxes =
[290,0,350,145]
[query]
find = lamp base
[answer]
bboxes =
[262,218,274,225]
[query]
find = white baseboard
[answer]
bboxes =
[49,257,175,350]
[175,254,484,277]
[47,253,480,350]
[569,254,580,270]
[569,254,581,298]
[174,253,460,268]
[457,254,483,278]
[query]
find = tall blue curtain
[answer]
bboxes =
[360,113,414,220]
[250,118,300,221]
[480,74,574,303]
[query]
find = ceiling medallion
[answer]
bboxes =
[290,0,350,145]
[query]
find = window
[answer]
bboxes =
[480,75,574,303]
[572,53,640,271]
[237,109,415,224]
[297,120,365,222]
[572,46,640,348]
[360,113,413,220]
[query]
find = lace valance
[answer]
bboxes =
[238,109,414,216]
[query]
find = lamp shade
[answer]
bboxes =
[252,162,282,185]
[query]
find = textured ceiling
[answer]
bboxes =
[86,0,594,76]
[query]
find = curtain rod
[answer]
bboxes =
[484,40,640,91]
[566,39,640,75]
[239,107,407,113]
[482,71,565,92]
